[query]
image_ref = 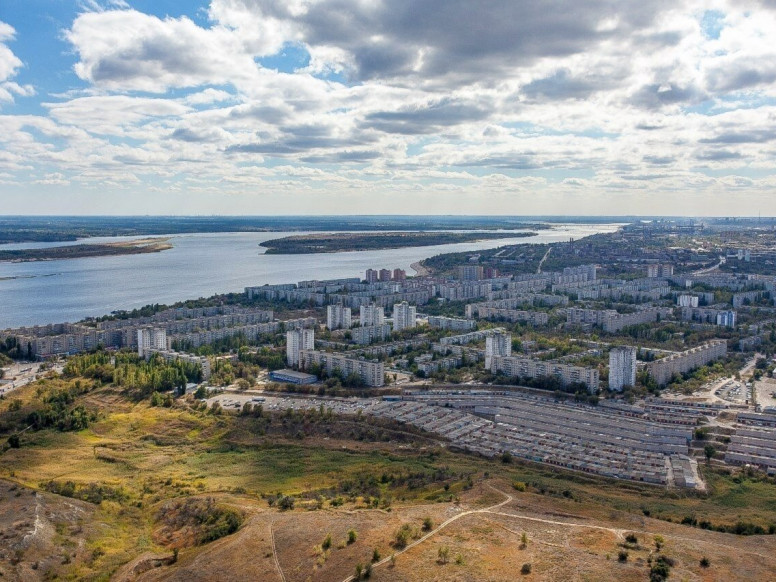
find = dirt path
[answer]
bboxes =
[270,520,286,582]
[340,484,513,582]
[537,247,552,273]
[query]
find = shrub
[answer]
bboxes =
[422,516,433,531]
[348,529,358,544]
[322,533,332,550]
[372,548,380,563]
[700,557,710,568]
[618,550,629,562]
[521,563,532,575]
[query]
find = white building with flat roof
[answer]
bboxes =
[393,301,417,331]
[286,328,315,368]
[137,327,168,358]
[360,303,385,327]
[485,331,512,369]
[326,304,352,330]
[609,346,637,391]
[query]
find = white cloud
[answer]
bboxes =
[0,21,33,106]
[0,1,775,213]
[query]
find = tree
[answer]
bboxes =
[422,516,433,531]
[8,434,20,448]
[322,534,332,550]
[520,531,528,549]
[372,548,380,563]
[704,444,716,463]
[653,535,664,551]
[521,563,532,574]
[438,546,450,564]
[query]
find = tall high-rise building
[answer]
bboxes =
[393,301,417,331]
[326,304,352,330]
[365,269,378,283]
[379,268,392,282]
[485,331,512,369]
[360,303,385,327]
[393,268,406,281]
[609,346,637,391]
[137,327,168,358]
[286,328,315,367]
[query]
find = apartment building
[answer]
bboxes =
[137,327,169,358]
[359,303,385,327]
[286,328,315,368]
[393,301,417,331]
[485,331,512,369]
[609,346,637,391]
[351,324,391,345]
[427,316,476,331]
[490,356,600,393]
[299,349,384,386]
[326,304,352,330]
[645,340,727,386]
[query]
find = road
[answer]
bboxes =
[537,247,552,274]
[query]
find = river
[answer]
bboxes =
[0,224,619,328]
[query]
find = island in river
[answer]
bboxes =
[259,231,538,254]
[0,238,173,263]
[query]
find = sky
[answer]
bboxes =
[1,1,776,216]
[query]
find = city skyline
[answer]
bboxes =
[2,1,776,215]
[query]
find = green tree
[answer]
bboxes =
[704,444,716,463]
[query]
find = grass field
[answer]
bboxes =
[4,376,776,580]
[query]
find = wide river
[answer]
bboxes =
[0,225,619,328]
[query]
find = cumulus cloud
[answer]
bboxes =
[1,1,776,213]
[0,21,33,106]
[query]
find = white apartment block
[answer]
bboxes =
[485,331,512,369]
[286,328,315,368]
[299,349,385,387]
[609,346,637,391]
[677,294,699,307]
[351,324,391,345]
[645,340,727,386]
[326,304,352,330]
[490,356,600,393]
[427,316,476,331]
[393,301,417,331]
[360,303,385,327]
[137,327,168,358]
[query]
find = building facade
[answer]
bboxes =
[609,346,637,391]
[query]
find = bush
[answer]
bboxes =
[348,529,358,544]
[618,550,629,562]
[322,533,332,550]
[372,548,380,563]
[521,563,532,575]
[422,516,434,531]
[625,533,638,545]
[700,557,710,568]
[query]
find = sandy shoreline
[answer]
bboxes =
[410,261,430,276]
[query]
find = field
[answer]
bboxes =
[3,377,776,580]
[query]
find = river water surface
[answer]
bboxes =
[0,225,619,328]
